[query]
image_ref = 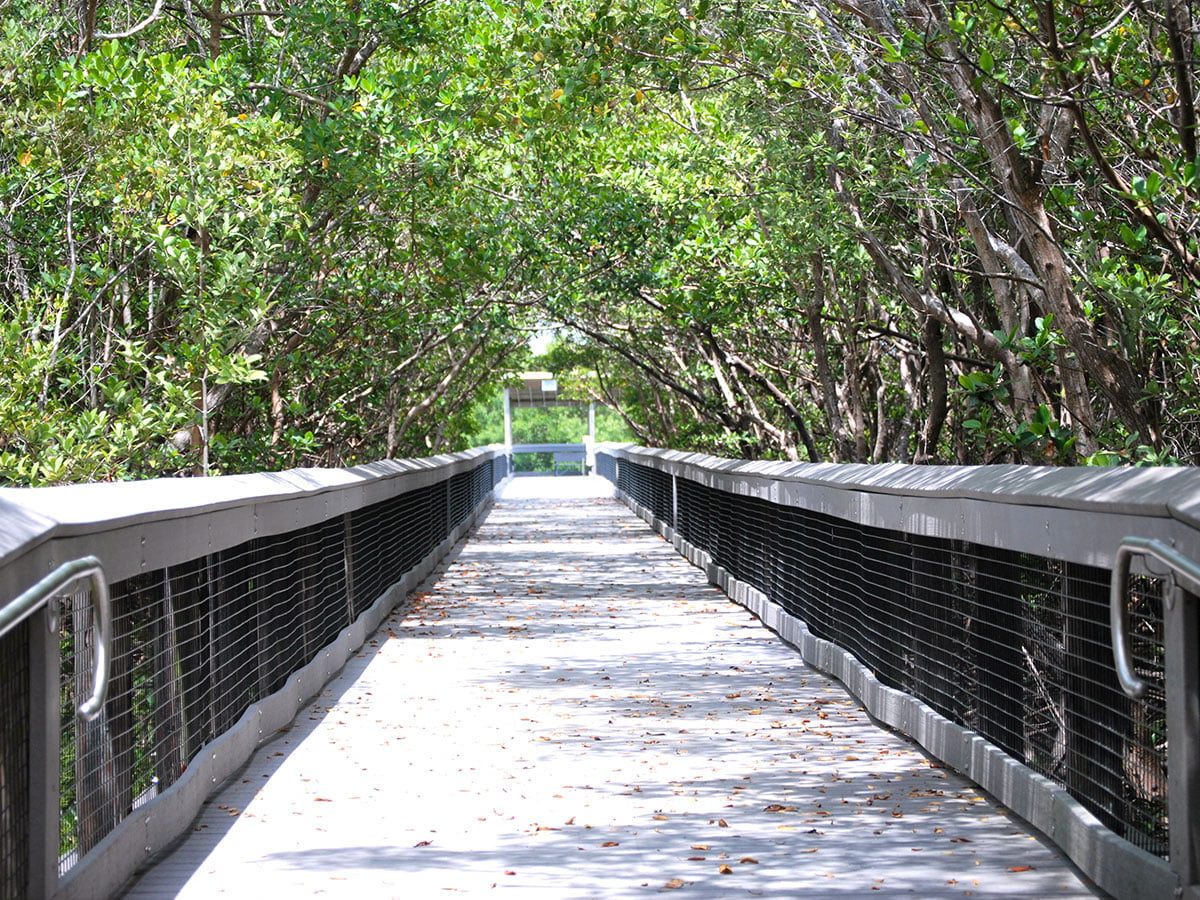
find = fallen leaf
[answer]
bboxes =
[718,865,733,875]
[1008,866,1034,873]
[950,837,972,843]
[740,857,758,864]
[653,814,669,821]
[764,804,796,813]
[414,840,433,847]
[661,878,685,890]
[718,819,730,828]
[687,856,706,861]
[601,841,620,847]
[691,844,710,851]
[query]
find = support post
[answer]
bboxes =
[1166,582,1200,896]
[672,474,678,532]
[28,606,60,900]
[502,389,513,450]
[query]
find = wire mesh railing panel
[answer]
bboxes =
[449,470,473,529]
[599,456,1172,862]
[0,620,29,900]
[613,460,673,527]
[473,460,492,507]
[53,457,494,877]
[594,451,616,483]
[743,486,1168,857]
[676,474,711,555]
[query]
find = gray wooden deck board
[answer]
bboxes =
[123,477,1101,898]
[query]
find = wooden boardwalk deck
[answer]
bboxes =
[123,477,1101,898]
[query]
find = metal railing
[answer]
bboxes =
[0,558,111,721]
[0,448,509,900]
[1112,537,1200,895]
[598,445,1200,900]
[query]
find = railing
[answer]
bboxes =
[0,448,509,900]
[0,558,112,722]
[598,444,1200,900]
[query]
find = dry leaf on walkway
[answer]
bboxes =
[718,864,733,874]
[1008,865,1034,873]
[661,878,685,890]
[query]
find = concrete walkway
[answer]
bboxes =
[124,477,1101,898]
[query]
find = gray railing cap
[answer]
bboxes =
[600,444,1200,523]
[0,447,497,574]
[0,496,58,567]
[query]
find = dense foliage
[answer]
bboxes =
[1,0,540,482]
[2,0,1198,482]
[528,0,1200,465]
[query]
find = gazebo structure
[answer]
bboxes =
[502,371,595,450]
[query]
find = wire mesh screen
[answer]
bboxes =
[595,452,616,483]
[349,482,442,619]
[613,456,673,527]
[607,458,1169,858]
[0,619,30,900]
[56,459,493,873]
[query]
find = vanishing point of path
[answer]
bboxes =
[125,477,1100,898]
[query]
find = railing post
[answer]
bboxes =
[27,605,60,900]
[343,514,357,625]
[672,474,678,531]
[1165,582,1200,895]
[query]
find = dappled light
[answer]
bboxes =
[125,483,1099,898]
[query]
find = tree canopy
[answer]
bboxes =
[2,0,1197,483]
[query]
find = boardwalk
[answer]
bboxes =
[124,478,1100,898]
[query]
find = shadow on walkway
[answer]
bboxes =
[123,484,1102,899]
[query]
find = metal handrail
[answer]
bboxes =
[0,555,112,720]
[1110,536,1200,699]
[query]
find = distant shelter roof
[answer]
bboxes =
[507,372,587,408]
